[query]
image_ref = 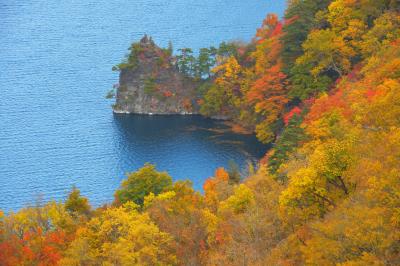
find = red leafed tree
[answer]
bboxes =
[283,106,302,125]
[0,227,68,266]
[247,14,289,143]
[247,63,288,143]
[304,89,351,125]
[0,238,21,266]
[248,64,288,112]
[255,13,279,41]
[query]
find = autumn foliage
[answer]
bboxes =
[2,1,400,265]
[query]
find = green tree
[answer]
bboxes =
[176,48,195,76]
[297,28,356,78]
[166,41,173,57]
[115,163,173,206]
[288,63,332,100]
[217,42,238,58]
[281,0,331,73]
[196,47,216,79]
[268,114,306,179]
[65,186,91,217]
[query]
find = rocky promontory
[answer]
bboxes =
[112,36,199,115]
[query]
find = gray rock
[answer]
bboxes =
[113,36,199,115]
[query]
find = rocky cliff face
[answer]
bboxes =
[113,36,198,115]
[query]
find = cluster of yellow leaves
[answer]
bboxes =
[298,0,400,77]
[61,202,176,266]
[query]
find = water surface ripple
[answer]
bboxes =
[0,0,285,212]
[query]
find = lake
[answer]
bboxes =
[0,0,285,212]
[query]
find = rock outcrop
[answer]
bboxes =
[113,36,198,115]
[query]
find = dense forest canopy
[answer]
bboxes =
[1,0,400,265]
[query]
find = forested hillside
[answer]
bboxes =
[1,1,400,265]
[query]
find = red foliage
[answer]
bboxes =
[0,239,21,266]
[215,230,224,244]
[304,97,316,107]
[305,89,351,124]
[365,88,385,102]
[283,107,302,125]
[246,14,290,135]
[199,239,207,251]
[346,63,362,81]
[259,152,270,165]
[163,90,173,97]
[0,228,68,266]
[256,14,280,41]
[270,22,283,37]
[390,39,400,46]
[247,64,288,115]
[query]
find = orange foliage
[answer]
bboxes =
[247,63,288,122]
[0,238,21,266]
[215,167,229,181]
[203,168,230,211]
[365,88,385,102]
[197,99,205,106]
[183,98,193,111]
[163,90,173,97]
[256,14,280,41]
[304,89,351,124]
[0,226,68,266]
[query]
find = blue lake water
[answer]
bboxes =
[0,0,285,212]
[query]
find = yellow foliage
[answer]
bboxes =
[219,184,255,214]
[360,12,400,57]
[143,191,176,209]
[212,56,242,90]
[297,28,356,76]
[61,204,176,266]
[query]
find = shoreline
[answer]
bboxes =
[112,109,255,135]
[112,108,230,121]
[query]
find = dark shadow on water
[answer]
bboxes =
[111,113,269,191]
[112,113,268,157]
